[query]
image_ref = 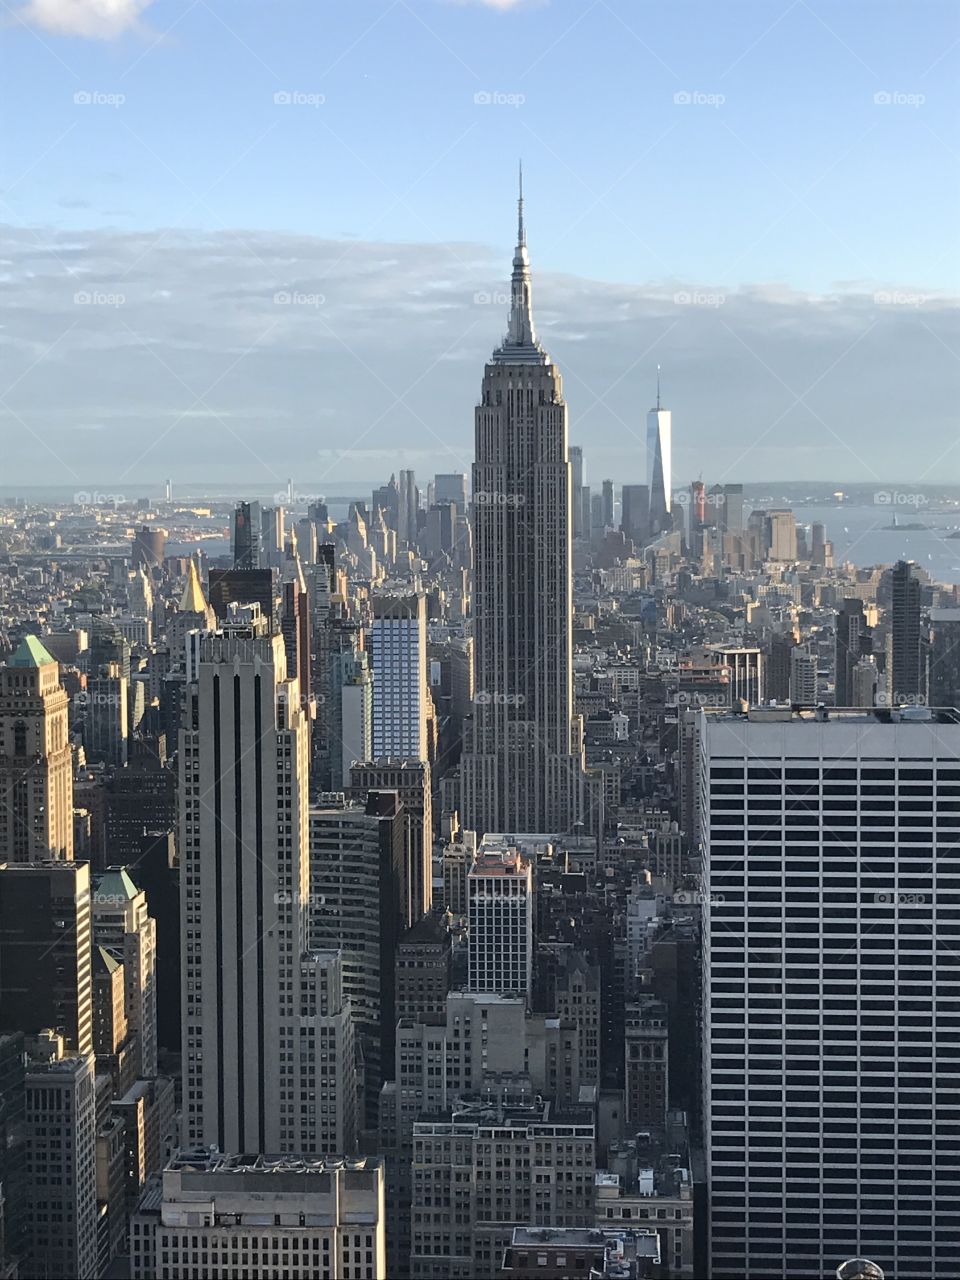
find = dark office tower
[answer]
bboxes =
[260,505,285,569]
[460,177,583,835]
[308,791,406,1130]
[0,1032,27,1270]
[929,609,960,709]
[810,521,827,566]
[766,633,796,703]
[208,568,275,627]
[569,447,584,537]
[398,470,419,545]
[349,759,432,929]
[231,500,263,569]
[0,860,93,1055]
[307,498,329,527]
[131,525,167,573]
[835,598,870,706]
[281,557,311,705]
[89,616,131,681]
[890,560,924,703]
[372,473,401,531]
[580,485,592,541]
[0,637,74,862]
[701,705,960,1280]
[620,484,650,546]
[601,478,615,526]
[395,915,452,1024]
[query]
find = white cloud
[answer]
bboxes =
[1,223,956,487]
[17,0,155,39]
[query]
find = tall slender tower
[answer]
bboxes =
[462,172,583,835]
[647,367,672,536]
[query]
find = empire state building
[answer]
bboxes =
[462,178,584,835]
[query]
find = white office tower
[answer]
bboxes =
[461,176,583,834]
[646,372,672,537]
[700,705,960,1280]
[370,592,429,760]
[130,1151,386,1280]
[91,866,158,1079]
[26,1053,99,1280]
[467,845,533,999]
[180,607,316,1154]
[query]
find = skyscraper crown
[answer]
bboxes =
[491,164,546,366]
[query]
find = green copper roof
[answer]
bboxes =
[94,867,139,903]
[8,636,57,668]
[93,945,122,976]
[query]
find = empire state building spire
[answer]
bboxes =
[494,161,543,363]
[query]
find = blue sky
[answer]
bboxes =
[2,0,959,487]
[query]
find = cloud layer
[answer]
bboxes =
[2,222,957,490]
[16,0,154,39]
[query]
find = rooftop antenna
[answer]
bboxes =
[517,159,525,247]
[656,363,662,411]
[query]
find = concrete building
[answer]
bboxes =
[113,1076,177,1211]
[130,1151,386,1280]
[308,792,406,1130]
[91,866,158,1079]
[499,1227,660,1280]
[25,1053,99,1280]
[700,704,960,1279]
[84,662,129,767]
[395,913,452,1024]
[624,999,669,1136]
[411,1088,595,1280]
[330,646,373,790]
[929,607,960,709]
[0,636,74,862]
[788,646,817,704]
[349,758,433,927]
[461,181,583,835]
[468,845,534,999]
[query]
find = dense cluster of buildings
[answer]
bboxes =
[0,189,958,1279]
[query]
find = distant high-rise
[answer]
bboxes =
[601,479,615,527]
[766,509,797,561]
[434,473,468,509]
[836,598,872,706]
[91,866,158,1079]
[370,592,430,761]
[461,175,583,835]
[889,559,923,702]
[0,637,74,862]
[621,484,650,546]
[231,500,263,569]
[131,525,166,573]
[647,370,672,537]
[398,470,419,545]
